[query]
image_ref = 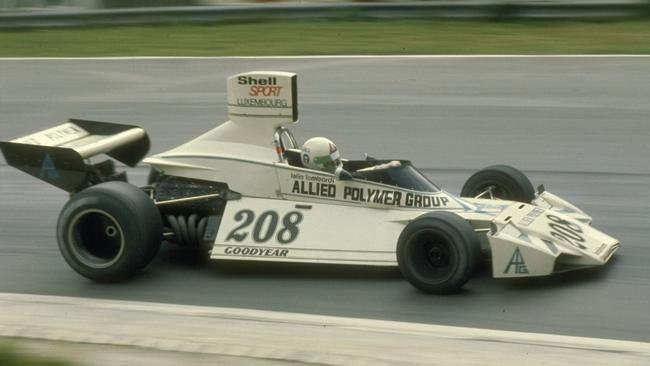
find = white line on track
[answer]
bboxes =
[1,293,649,366]
[0,55,650,61]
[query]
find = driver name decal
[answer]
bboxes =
[291,173,336,198]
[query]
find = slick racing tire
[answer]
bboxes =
[397,212,480,294]
[56,181,163,283]
[460,165,535,203]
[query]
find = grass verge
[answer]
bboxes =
[0,342,76,366]
[0,19,649,56]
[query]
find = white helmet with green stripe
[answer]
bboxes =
[301,137,342,173]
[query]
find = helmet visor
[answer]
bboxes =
[313,150,341,173]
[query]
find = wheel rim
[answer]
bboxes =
[67,209,125,269]
[473,183,510,200]
[409,229,458,284]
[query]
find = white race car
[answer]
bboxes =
[0,71,620,294]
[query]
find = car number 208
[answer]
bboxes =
[225,209,303,244]
[547,214,587,250]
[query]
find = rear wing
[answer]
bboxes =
[0,119,149,192]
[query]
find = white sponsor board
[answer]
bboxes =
[227,71,298,125]
[12,122,89,146]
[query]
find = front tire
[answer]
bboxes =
[56,181,162,282]
[460,165,535,203]
[397,212,480,294]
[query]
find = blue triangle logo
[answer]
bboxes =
[39,153,60,179]
[504,248,529,274]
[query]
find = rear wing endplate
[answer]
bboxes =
[0,119,149,192]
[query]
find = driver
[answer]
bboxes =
[300,137,342,174]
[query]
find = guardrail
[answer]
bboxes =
[0,1,648,28]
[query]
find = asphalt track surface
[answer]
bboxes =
[0,57,649,343]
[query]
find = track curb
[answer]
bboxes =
[1,293,649,365]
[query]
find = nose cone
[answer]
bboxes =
[489,202,620,278]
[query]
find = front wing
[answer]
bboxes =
[488,202,619,278]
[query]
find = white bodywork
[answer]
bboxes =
[143,71,619,278]
[11,122,146,159]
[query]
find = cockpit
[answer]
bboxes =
[273,127,440,193]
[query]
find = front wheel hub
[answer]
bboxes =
[427,244,449,267]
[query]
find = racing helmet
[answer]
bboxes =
[301,137,342,173]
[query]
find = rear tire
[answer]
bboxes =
[460,165,535,203]
[397,212,480,294]
[56,181,162,282]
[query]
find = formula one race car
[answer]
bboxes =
[0,71,620,294]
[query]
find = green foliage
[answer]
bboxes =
[0,19,649,56]
[0,342,77,366]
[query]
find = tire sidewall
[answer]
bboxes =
[461,165,535,203]
[57,182,162,282]
[397,212,479,294]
